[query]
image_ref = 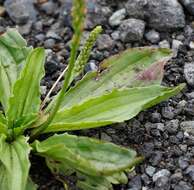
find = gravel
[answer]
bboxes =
[109,8,126,27]
[120,0,185,31]
[147,0,185,31]
[145,30,160,44]
[96,34,114,50]
[185,165,194,181]
[4,0,37,24]
[0,0,194,189]
[180,0,194,16]
[119,0,147,19]
[184,63,194,86]
[119,18,145,42]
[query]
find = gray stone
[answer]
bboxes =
[150,112,161,123]
[165,120,179,134]
[170,172,183,182]
[119,0,148,19]
[162,106,175,119]
[122,0,185,31]
[96,34,114,50]
[172,39,183,57]
[145,30,160,43]
[149,151,163,166]
[101,132,112,142]
[185,135,194,146]
[159,40,170,49]
[156,123,165,132]
[128,176,142,190]
[147,0,185,31]
[40,86,47,95]
[172,39,183,50]
[180,0,194,16]
[155,176,170,188]
[87,60,98,72]
[180,121,194,136]
[4,0,37,24]
[46,31,62,40]
[111,31,120,40]
[85,1,112,29]
[60,0,112,29]
[153,169,171,182]
[185,165,194,181]
[35,34,45,42]
[44,39,56,49]
[39,1,57,15]
[119,19,145,42]
[33,21,43,31]
[141,174,151,185]
[189,41,194,49]
[179,144,188,152]
[18,21,32,35]
[178,157,189,169]
[145,166,156,177]
[174,181,193,190]
[184,63,194,86]
[109,8,126,27]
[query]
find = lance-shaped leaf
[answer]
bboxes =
[0,29,31,111]
[0,135,31,190]
[7,48,45,128]
[46,158,116,190]
[76,172,128,190]
[41,84,184,133]
[0,112,7,134]
[25,178,37,190]
[32,133,138,176]
[46,48,173,112]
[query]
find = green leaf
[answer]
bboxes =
[0,113,7,134]
[0,29,31,111]
[46,158,123,190]
[42,84,184,133]
[7,48,45,129]
[0,135,31,190]
[32,133,138,176]
[77,173,113,190]
[25,178,37,190]
[0,28,27,48]
[47,48,173,112]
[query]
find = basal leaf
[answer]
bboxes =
[25,178,37,190]
[0,29,31,111]
[77,173,113,190]
[7,48,45,129]
[0,112,7,134]
[32,133,137,176]
[46,48,172,112]
[46,158,124,190]
[0,135,31,190]
[42,84,184,133]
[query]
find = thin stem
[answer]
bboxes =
[31,36,81,139]
[30,0,85,139]
[40,66,68,110]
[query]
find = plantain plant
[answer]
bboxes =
[0,0,185,190]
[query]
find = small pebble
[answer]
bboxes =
[159,40,170,48]
[145,166,156,177]
[109,8,126,27]
[145,30,160,43]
